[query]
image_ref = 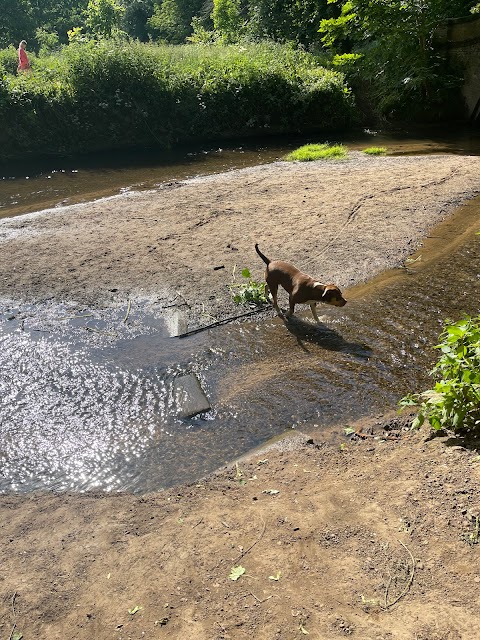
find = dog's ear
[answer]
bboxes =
[321,285,335,297]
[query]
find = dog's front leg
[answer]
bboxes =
[309,303,320,323]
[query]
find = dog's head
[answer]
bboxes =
[317,283,347,307]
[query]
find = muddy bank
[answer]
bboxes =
[1,152,480,329]
[1,417,480,639]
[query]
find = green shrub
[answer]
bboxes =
[0,46,19,75]
[400,315,480,434]
[0,40,355,160]
[285,143,348,161]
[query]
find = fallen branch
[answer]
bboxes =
[177,306,270,339]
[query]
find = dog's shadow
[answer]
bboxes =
[281,314,372,359]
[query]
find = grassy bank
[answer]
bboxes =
[0,41,354,161]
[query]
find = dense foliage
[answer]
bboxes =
[1,0,478,158]
[4,0,477,52]
[319,0,479,119]
[400,315,480,435]
[0,40,354,160]
[0,0,336,49]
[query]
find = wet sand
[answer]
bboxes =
[1,152,480,329]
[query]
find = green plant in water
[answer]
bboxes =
[284,143,348,162]
[230,268,268,306]
[363,146,387,155]
[400,315,480,434]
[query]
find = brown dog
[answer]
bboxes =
[255,244,346,322]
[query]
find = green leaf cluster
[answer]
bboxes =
[400,315,480,434]
[230,268,268,306]
[86,0,125,38]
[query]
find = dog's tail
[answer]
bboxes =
[255,243,270,265]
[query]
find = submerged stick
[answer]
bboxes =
[123,299,132,324]
[177,306,270,338]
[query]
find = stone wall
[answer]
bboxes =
[436,15,480,120]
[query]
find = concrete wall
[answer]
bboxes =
[436,15,480,120]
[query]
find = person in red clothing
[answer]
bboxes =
[17,40,31,72]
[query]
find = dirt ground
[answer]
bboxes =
[1,152,480,639]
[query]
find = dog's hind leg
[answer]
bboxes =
[266,281,283,317]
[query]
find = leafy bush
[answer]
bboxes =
[285,143,348,161]
[400,315,480,434]
[0,46,19,75]
[230,268,268,306]
[0,40,355,160]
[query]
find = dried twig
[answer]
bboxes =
[58,314,94,320]
[8,591,17,640]
[249,592,273,604]
[382,540,416,610]
[210,517,267,572]
[232,517,266,565]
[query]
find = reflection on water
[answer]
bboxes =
[0,198,478,493]
[1,125,480,220]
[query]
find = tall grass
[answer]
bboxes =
[0,40,355,160]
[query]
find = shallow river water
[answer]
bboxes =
[0,128,479,493]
